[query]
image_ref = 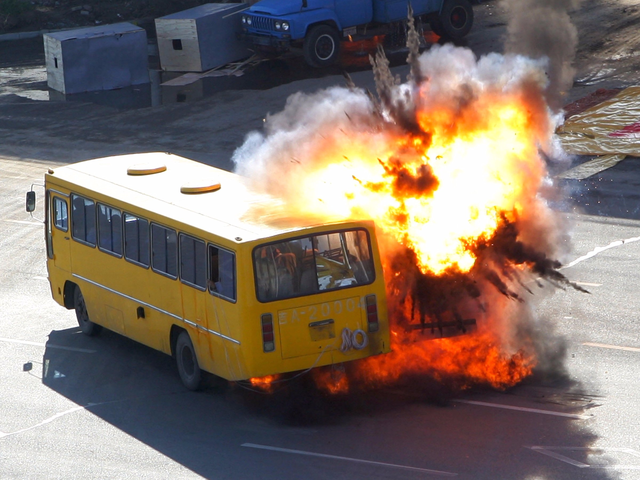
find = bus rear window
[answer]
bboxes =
[253,229,375,302]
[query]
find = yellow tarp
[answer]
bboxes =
[558,86,640,156]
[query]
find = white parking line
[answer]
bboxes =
[3,219,42,226]
[583,342,640,353]
[241,443,458,476]
[528,446,640,469]
[0,399,125,439]
[0,337,96,353]
[574,281,602,287]
[562,236,640,269]
[453,400,591,419]
[529,446,589,467]
[0,406,85,439]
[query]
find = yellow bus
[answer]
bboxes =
[27,152,390,390]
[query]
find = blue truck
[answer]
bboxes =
[239,0,474,67]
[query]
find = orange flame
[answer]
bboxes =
[249,375,279,393]
[296,90,549,276]
[340,35,386,67]
[235,45,562,395]
[298,88,548,392]
[357,331,535,390]
[311,367,350,395]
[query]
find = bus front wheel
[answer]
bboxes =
[74,286,102,336]
[176,331,203,391]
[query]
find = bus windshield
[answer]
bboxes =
[253,228,375,302]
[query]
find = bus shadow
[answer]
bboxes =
[43,326,468,426]
[42,327,615,480]
[43,327,179,406]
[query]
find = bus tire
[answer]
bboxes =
[303,25,341,67]
[437,0,473,40]
[176,331,203,391]
[74,286,102,336]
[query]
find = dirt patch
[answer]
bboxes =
[0,0,229,34]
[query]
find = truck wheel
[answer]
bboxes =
[175,331,203,391]
[74,286,102,336]
[303,25,341,67]
[438,0,473,40]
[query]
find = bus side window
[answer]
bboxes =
[97,204,122,256]
[180,234,206,289]
[52,197,68,232]
[209,245,236,301]
[71,194,96,246]
[124,213,149,267]
[151,224,177,278]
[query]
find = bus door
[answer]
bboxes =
[49,193,71,272]
[205,244,238,374]
[178,234,210,355]
[180,282,209,355]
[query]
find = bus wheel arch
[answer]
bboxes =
[174,328,204,391]
[63,281,76,309]
[73,284,102,336]
[170,325,183,359]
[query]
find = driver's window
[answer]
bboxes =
[53,197,68,232]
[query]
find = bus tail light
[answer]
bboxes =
[261,313,275,352]
[365,295,379,333]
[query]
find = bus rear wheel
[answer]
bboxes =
[176,331,203,391]
[74,286,102,336]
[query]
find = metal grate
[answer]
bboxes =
[250,15,275,31]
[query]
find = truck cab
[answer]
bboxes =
[240,0,474,67]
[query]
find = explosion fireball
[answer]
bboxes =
[233,23,583,394]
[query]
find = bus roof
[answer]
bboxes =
[46,152,357,244]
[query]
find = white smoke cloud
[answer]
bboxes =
[233,44,558,199]
[233,86,377,198]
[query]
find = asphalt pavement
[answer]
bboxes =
[1,1,640,478]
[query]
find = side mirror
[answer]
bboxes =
[26,191,36,212]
